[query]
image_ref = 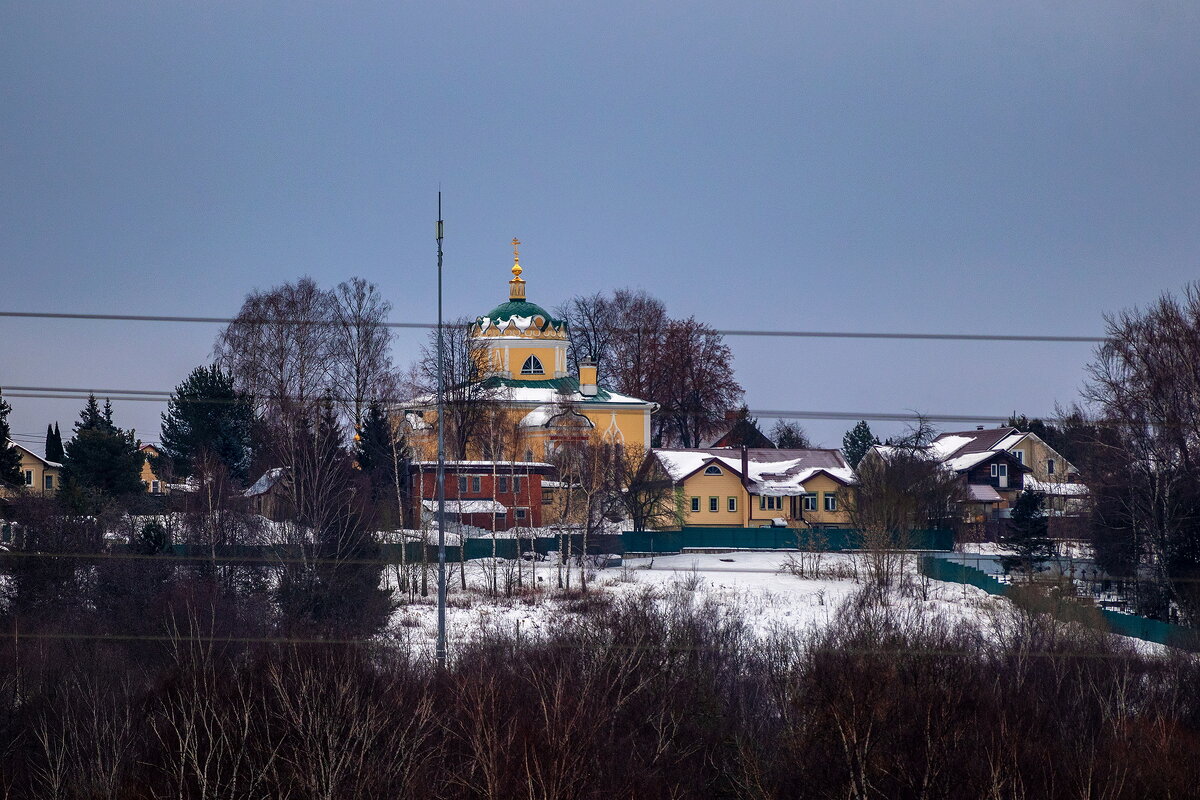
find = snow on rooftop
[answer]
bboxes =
[654,449,855,495]
[944,451,996,472]
[422,499,509,515]
[1026,477,1089,496]
[244,467,287,497]
[929,435,975,460]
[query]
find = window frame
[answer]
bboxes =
[759,495,781,511]
[471,476,482,494]
[497,476,509,493]
[727,496,737,513]
[1047,458,1056,475]
[43,474,54,491]
[823,492,838,512]
[703,465,723,476]
[690,496,700,513]
[515,507,528,521]
[708,496,719,513]
[23,470,32,486]
[520,355,545,375]
[457,476,468,494]
[802,493,818,512]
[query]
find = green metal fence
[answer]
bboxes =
[918,555,1200,651]
[621,527,954,554]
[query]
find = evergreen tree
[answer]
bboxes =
[45,422,64,463]
[62,394,145,505]
[159,365,255,482]
[843,420,881,468]
[999,489,1056,576]
[357,401,406,526]
[0,388,23,488]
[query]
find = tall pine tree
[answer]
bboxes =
[62,394,145,505]
[159,364,254,482]
[0,388,24,488]
[843,420,881,468]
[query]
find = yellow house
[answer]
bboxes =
[3,441,63,497]
[140,444,167,494]
[654,447,856,529]
[403,240,658,460]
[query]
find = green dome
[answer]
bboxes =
[477,300,567,330]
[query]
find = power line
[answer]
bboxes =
[0,386,1024,424]
[0,309,1107,344]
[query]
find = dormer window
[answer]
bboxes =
[704,465,723,476]
[520,355,545,375]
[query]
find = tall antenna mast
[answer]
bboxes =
[435,192,447,668]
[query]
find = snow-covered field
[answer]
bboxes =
[380,550,1011,656]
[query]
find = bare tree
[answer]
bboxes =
[771,419,813,449]
[331,277,396,432]
[214,278,339,420]
[845,419,965,593]
[1083,283,1200,623]
[658,316,744,447]
[411,317,504,461]
[614,447,681,532]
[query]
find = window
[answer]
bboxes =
[512,476,522,494]
[457,476,468,494]
[23,470,32,486]
[727,497,737,512]
[759,496,782,511]
[498,476,509,493]
[151,480,161,494]
[709,497,719,512]
[43,474,53,491]
[471,476,481,494]
[520,355,545,375]
[1013,450,1024,463]
[802,493,818,512]
[515,508,528,521]
[703,465,723,476]
[691,496,700,513]
[991,463,1008,479]
[1047,459,1056,475]
[824,493,838,512]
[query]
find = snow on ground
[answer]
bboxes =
[379,550,1009,657]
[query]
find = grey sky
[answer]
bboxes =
[2,1,1198,451]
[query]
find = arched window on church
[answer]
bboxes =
[521,355,545,375]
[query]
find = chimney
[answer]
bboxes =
[579,358,598,397]
[741,445,749,490]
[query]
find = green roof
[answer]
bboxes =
[477,300,567,330]
[480,375,613,402]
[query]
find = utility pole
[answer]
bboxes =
[435,192,447,668]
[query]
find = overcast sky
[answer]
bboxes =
[2,1,1198,453]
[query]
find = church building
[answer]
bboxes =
[403,240,658,463]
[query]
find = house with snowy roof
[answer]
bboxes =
[654,447,855,529]
[930,426,1086,515]
[407,460,556,531]
[2,440,62,497]
[401,240,658,462]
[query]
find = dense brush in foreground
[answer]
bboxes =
[1,588,1199,799]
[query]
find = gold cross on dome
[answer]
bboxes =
[512,237,521,264]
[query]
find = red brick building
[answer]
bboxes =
[408,461,555,531]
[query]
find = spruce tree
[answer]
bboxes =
[999,489,1056,576]
[159,365,254,482]
[843,420,881,468]
[356,401,405,524]
[0,388,24,488]
[62,395,145,505]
